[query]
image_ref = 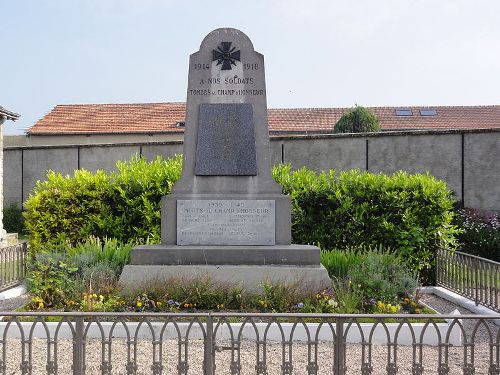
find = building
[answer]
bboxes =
[0,106,20,245]
[15,103,500,147]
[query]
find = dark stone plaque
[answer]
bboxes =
[195,103,257,175]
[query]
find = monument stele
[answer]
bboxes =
[120,28,330,291]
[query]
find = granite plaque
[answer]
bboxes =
[195,103,257,176]
[177,200,275,245]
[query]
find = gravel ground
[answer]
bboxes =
[0,294,29,311]
[0,338,494,374]
[0,293,497,374]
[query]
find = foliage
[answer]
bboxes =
[275,165,458,284]
[24,155,182,252]
[347,247,419,304]
[333,106,380,133]
[25,155,457,285]
[24,169,114,252]
[3,204,25,234]
[108,155,182,243]
[26,238,130,309]
[454,208,500,262]
[330,280,364,313]
[26,253,78,308]
[320,248,364,279]
[66,237,132,274]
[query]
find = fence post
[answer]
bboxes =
[73,316,85,375]
[335,317,346,375]
[474,258,480,306]
[204,313,215,375]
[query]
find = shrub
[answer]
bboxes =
[3,204,25,234]
[108,155,182,243]
[26,238,131,309]
[26,252,78,308]
[67,237,132,274]
[80,261,118,296]
[347,247,418,304]
[276,166,458,284]
[24,155,182,252]
[455,208,500,262]
[334,106,380,133]
[24,169,113,252]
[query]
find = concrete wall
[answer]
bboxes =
[4,129,500,210]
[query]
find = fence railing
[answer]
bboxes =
[0,312,498,374]
[436,247,500,313]
[0,241,27,292]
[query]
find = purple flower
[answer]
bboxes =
[369,299,376,305]
[167,299,175,305]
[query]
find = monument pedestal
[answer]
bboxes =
[120,264,330,293]
[120,244,331,291]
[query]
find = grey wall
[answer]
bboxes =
[4,129,500,210]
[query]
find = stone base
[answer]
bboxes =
[0,233,18,248]
[130,244,321,266]
[119,264,332,292]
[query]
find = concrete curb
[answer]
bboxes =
[0,284,26,301]
[420,286,500,326]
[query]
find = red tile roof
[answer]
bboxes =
[27,103,500,135]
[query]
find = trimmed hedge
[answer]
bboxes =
[25,156,458,283]
[24,155,182,251]
[273,165,458,283]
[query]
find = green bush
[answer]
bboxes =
[3,204,25,234]
[320,245,419,306]
[26,238,131,309]
[24,155,182,252]
[108,155,182,243]
[348,247,418,304]
[24,169,114,252]
[275,165,458,284]
[66,237,132,274]
[26,252,78,308]
[334,106,380,133]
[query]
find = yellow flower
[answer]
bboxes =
[156,301,163,307]
[136,301,143,307]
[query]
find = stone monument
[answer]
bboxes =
[120,28,330,290]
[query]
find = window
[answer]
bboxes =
[419,108,438,116]
[395,108,413,116]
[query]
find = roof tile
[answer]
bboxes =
[27,103,500,134]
